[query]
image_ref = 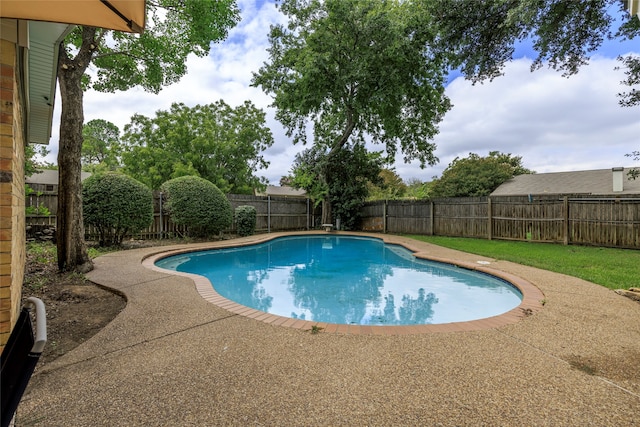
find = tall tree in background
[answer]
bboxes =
[56,1,239,272]
[121,101,274,193]
[627,150,640,179]
[25,144,50,178]
[426,0,639,105]
[291,144,384,229]
[367,169,408,201]
[253,0,450,224]
[430,151,533,198]
[81,119,121,172]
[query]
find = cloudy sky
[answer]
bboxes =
[44,0,640,185]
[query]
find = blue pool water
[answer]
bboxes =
[155,236,523,325]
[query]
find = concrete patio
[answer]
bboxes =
[17,232,640,426]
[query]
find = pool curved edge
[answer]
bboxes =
[142,231,545,335]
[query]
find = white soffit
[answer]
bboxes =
[26,21,71,145]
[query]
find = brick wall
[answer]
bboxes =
[0,38,26,350]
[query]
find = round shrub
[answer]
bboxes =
[161,176,232,238]
[235,205,256,237]
[83,172,153,246]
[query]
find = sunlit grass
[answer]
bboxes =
[406,235,640,290]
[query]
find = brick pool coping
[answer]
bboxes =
[142,232,545,334]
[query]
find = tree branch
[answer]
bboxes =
[92,51,145,62]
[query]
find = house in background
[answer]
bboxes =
[26,169,91,194]
[26,170,92,219]
[624,0,640,17]
[255,185,308,198]
[491,167,640,196]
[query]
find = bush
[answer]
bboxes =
[161,176,232,237]
[235,205,257,237]
[83,172,153,246]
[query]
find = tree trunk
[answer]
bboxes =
[321,199,332,225]
[56,30,95,273]
[319,117,353,228]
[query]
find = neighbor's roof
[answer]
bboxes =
[255,185,307,198]
[26,169,91,185]
[491,168,640,196]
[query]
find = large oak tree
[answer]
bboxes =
[121,101,274,193]
[252,0,451,224]
[430,151,534,198]
[56,0,239,272]
[81,119,121,172]
[290,144,384,229]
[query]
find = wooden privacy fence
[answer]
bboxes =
[26,193,57,215]
[91,193,319,239]
[360,195,640,249]
[27,192,639,248]
[26,193,320,240]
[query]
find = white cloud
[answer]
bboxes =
[43,3,639,186]
[399,56,640,181]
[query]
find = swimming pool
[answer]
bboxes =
[154,235,524,326]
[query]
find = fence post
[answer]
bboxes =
[268,195,271,233]
[563,196,569,245]
[383,200,387,234]
[429,200,434,235]
[158,192,164,239]
[487,197,492,241]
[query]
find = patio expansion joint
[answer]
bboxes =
[540,287,617,298]
[492,328,640,399]
[89,273,175,291]
[36,313,239,376]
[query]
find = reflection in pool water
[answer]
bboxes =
[155,236,522,325]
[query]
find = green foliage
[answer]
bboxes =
[122,101,273,193]
[427,0,639,103]
[27,241,56,264]
[161,176,232,238]
[82,172,153,246]
[253,0,451,164]
[253,0,451,224]
[430,152,534,198]
[82,119,122,171]
[86,245,118,259]
[626,150,639,180]
[69,1,240,94]
[407,235,640,291]
[290,148,329,207]
[24,242,58,291]
[235,205,257,237]
[367,169,408,201]
[25,205,51,217]
[24,144,50,178]
[310,325,324,334]
[616,53,640,107]
[292,144,383,229]
[56,0,239,270]
[404,178,434,200]
[25,185,51,216]
[24,145,53,207]
[279,176,294,187]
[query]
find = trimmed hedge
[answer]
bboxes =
[83,172,153,246]
[161,176,232,237]
[235,205,256,237]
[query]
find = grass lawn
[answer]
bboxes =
[406,235,640,291]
